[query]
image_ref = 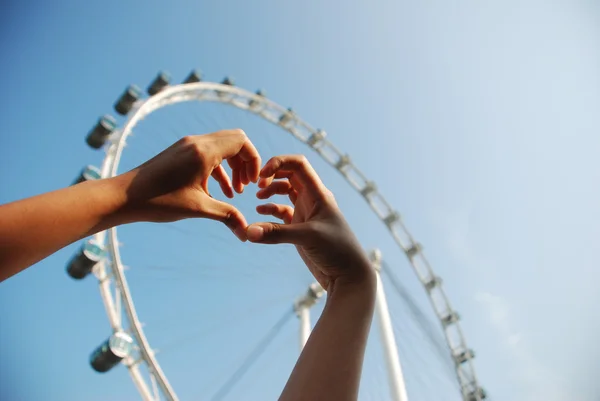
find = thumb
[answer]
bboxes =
[202,197,248,242]
[246,222,311,245]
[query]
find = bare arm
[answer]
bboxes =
[281,277,375,401]
[0,177,129,280]
[0,129,261,282]
[246,155,376,401]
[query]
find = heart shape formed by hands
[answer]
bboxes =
[124,129,373,290]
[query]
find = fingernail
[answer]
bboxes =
[233,227,247,242]
[247,225,264,242]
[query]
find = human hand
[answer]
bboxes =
[246,155,374,290]
[115,129,260,241]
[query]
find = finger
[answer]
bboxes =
[246,221,312,245]
[210,129,261,183]
[239,145,261,184]
[256,179,298,204]
[260,155,324,196]
[256,203,294,224]
[232,168,244,194]
[245,160,258,185]
[211,165,234,199]
[202,197,248,241]
[240,164,250,185]
[256,180,294,199]
[289,190,298,204]
[258,171,302,190]
[274,171,294,179]
[258,175,273,189]
[226,154,243,171]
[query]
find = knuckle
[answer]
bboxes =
[289,154,308,167]
[222,211,233,226]
[229,128,247,140]
[264,223,280,238]
[190,143,207,162]
[179,135,195,146]
[180,136,209,166]
[268,156,283,169]
[223,209,240,226]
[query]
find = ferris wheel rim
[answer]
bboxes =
[95,80,484,401]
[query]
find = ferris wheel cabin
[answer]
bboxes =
[72,165,101,185]
[279,107,295,126]
[66,240,105,279]
[183,69,202,84]
[217,76,235,97]
[147,71,171,96]
[114,85,142,116]
[86,115,117,149]
[248,89,266,109]
[90,331,134,373]
[467,387,488,401]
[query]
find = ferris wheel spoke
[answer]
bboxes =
[391,315,460,397]
[127,261,297,286]
[208,309,293,401]
[166,103,200,139]
[387,296,458,389]
[187,104,214,134]
[236,327,294,397]
[382,262,453,367]
[155,293,293,358]
[126,129,161,160]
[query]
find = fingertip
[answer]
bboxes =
[255,204,270,214]
[240,168,249,185]
[222,184,234,199]
[248,163,260,184]
[246,224,264,242]
[258,176,273,189]
[234,175,244,194]
[259,166,272,179]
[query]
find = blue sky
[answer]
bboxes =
[1,1,599,400]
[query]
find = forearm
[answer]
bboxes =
[0,175,132,281]
[279,272,377,401]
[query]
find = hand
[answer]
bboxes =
[116,129,260,241]
[246,155,374,290]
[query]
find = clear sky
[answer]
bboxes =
[0,1,599,401]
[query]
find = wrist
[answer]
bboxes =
[327,267,377,305]
[90,173,135,228]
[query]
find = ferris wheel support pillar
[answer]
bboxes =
[370,249,409,401]
[298,306,311,350]
[294,282,325,352]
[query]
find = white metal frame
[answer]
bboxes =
[87,80,484,401]
[293,282,325,351]
[370,249,409,401]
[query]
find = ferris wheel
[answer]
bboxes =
[66,69,487,401]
